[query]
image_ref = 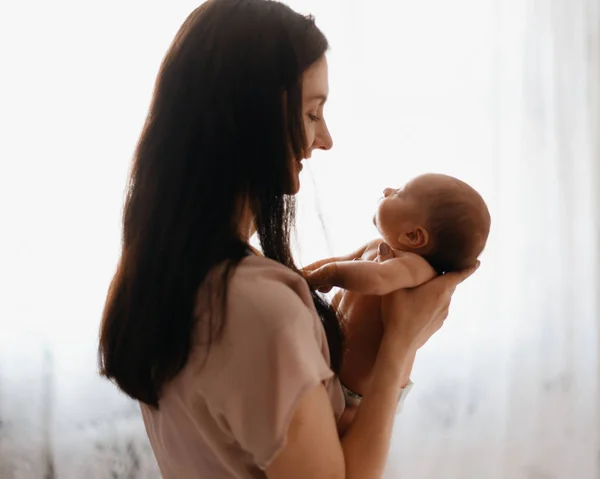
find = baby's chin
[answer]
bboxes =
[372,215,384,236]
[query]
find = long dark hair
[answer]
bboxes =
[98,0,344,409]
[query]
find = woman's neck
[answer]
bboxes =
[241,214,262,256]
[238,197,256,243]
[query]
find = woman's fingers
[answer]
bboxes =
[431,261,481,295]
[449,261,480,285]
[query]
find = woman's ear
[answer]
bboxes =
[398,226,430,249]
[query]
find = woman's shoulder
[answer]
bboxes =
[233,254,307,289]
[191,255,331,381]
[195,255,317,337]
[227,255,316,323]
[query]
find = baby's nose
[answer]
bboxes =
[383,188,394,197]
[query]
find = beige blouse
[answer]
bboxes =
[140,254,345,478]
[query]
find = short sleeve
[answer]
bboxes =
[396,380,414,415]
[199,281,335,470]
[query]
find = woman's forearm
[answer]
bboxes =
[340,334,416,479]
[338,349,415,439]
[400,350,416,388]
[339,347,415,398]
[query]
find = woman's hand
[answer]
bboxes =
[375,242,479,351]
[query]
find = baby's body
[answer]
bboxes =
[306,239,435,396]
[305,173,491,400]
[330,240,434,396]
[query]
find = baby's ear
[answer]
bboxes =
[399,226,429,249]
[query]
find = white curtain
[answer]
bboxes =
[1,0,597,478]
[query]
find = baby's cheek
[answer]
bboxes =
[376,203,395,231]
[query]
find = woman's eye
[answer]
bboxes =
[308,113,320,122]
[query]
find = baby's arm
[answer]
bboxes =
[302,241,373,272]
[307,253,436,295]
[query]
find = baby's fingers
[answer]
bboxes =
[317,285,333,294]
[306,266,333,289]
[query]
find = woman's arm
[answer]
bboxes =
[266,263,479,479]
[266,337,416,479]
[336,347,416,438]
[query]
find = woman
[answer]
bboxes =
[98,1,478,477]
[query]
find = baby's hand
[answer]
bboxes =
[306,263,338,293]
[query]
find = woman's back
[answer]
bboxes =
[140,255,344,478]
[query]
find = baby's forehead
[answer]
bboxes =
[407,175,483,209]
[403,175,458,198]
[407,173,457,190]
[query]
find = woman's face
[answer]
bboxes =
[289,55,333,193]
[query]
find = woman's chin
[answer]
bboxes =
[289,176,301,195]
[283,173,301,196]
[285,162,303,195]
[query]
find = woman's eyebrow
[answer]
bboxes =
[306,93,328,105]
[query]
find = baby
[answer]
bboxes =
[304,173,491,402]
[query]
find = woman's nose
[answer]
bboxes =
[315,122,333,151]
[383,188,394,197]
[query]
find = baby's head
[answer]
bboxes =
[373,173,491,273]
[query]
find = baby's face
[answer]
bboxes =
[373,181,426,248]
[372,174,462,249]
[374,173,490,265]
